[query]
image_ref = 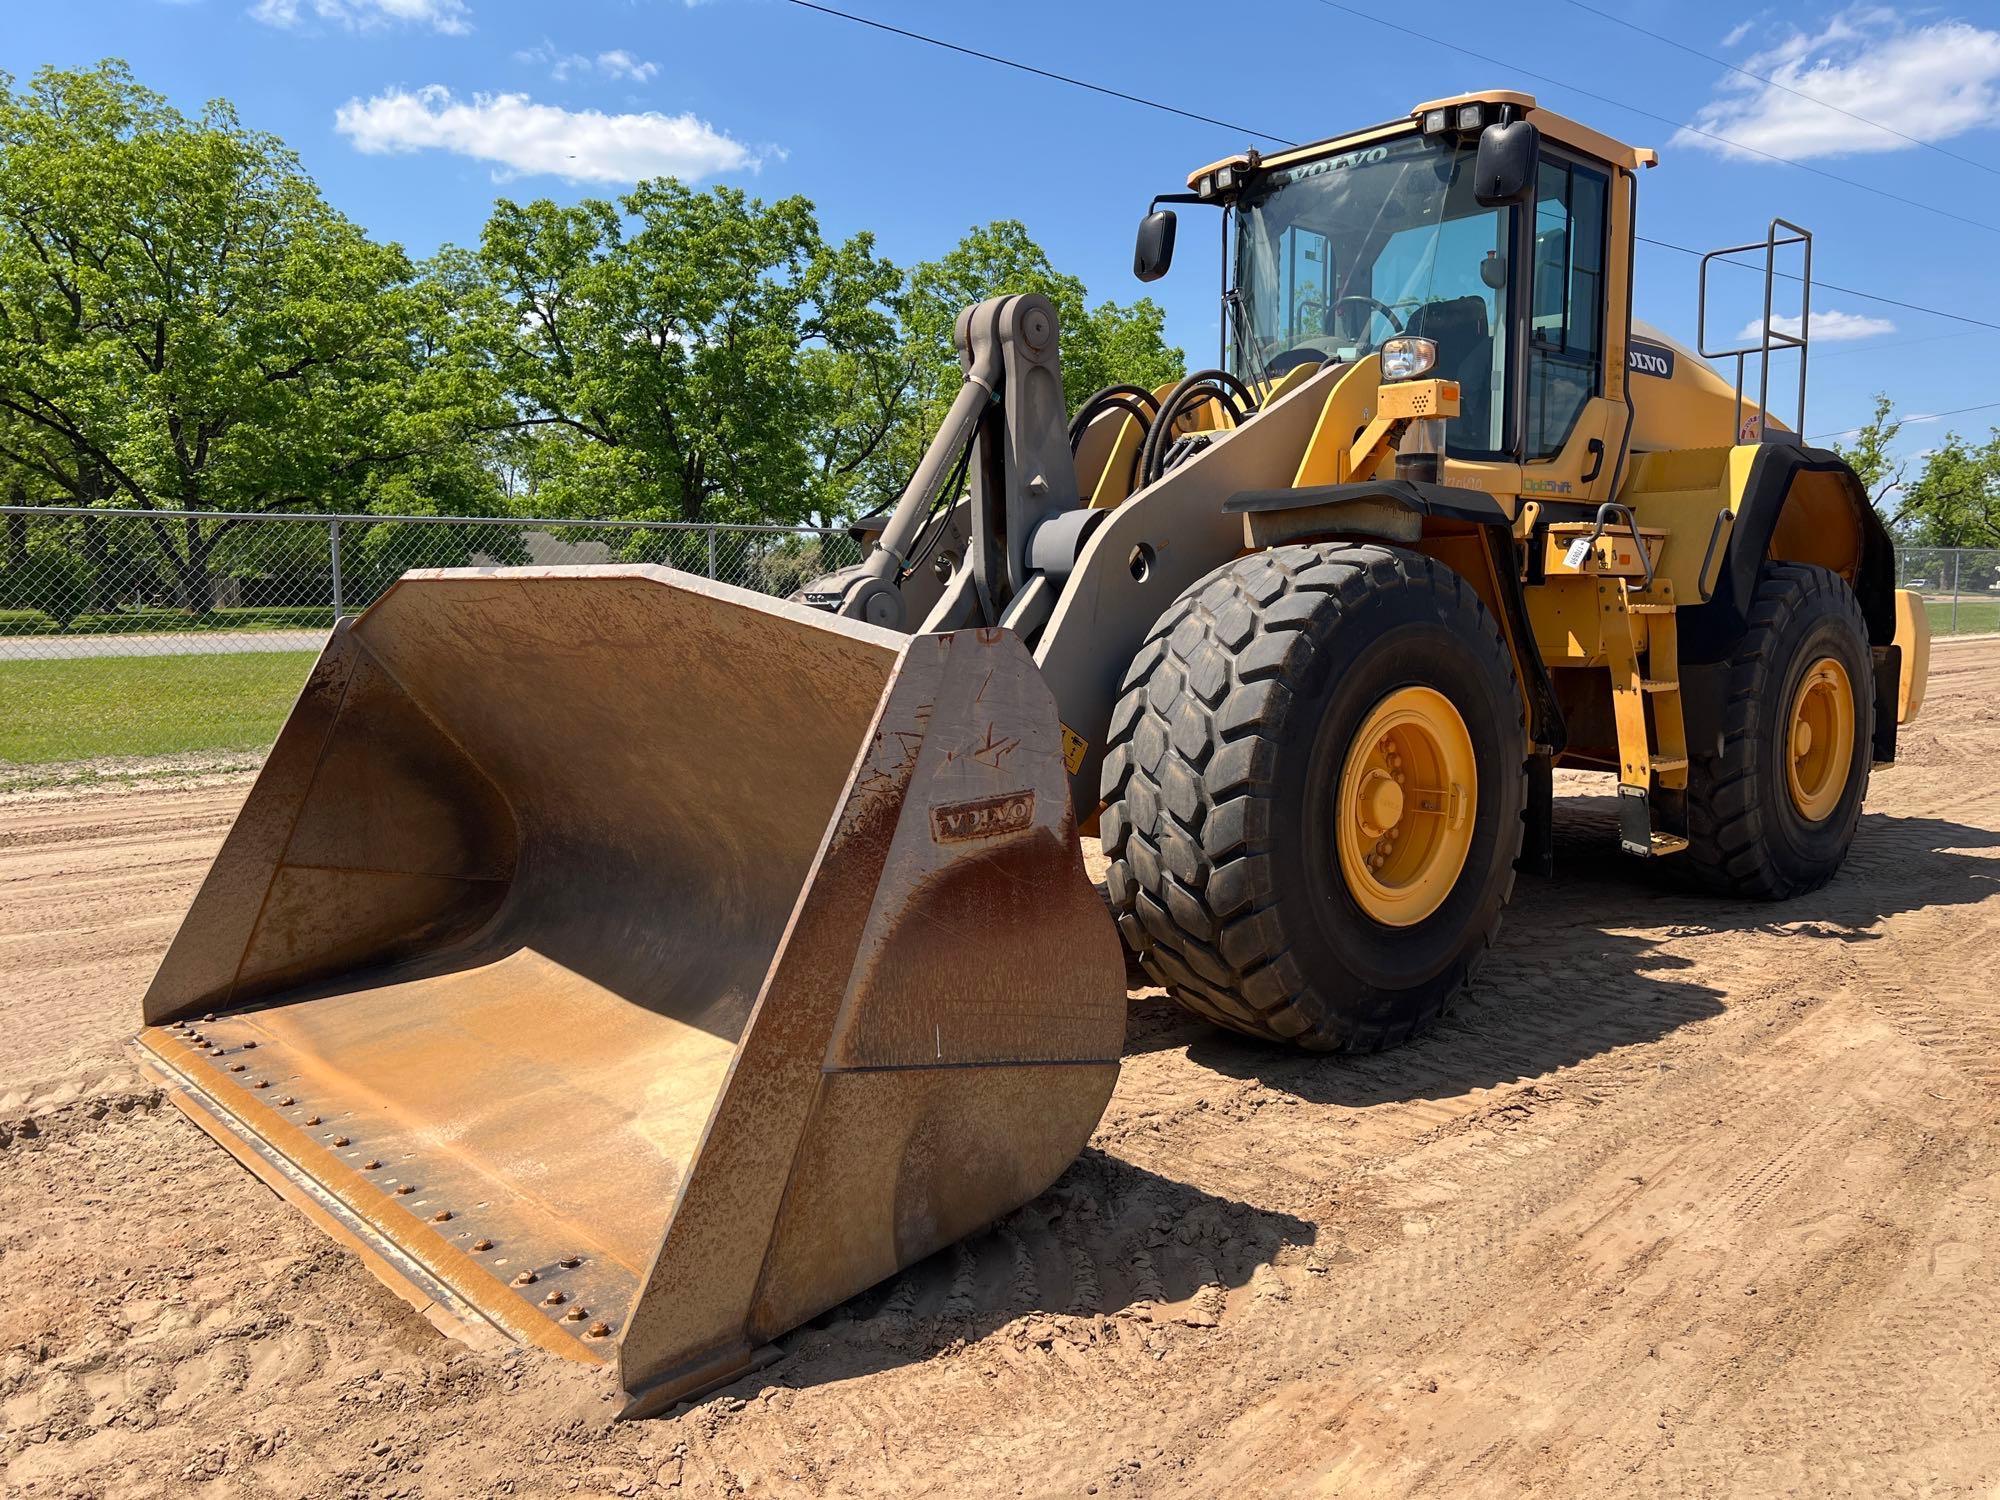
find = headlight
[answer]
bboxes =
[1456,103,1484,131]
[1379,336,1437,381]
[1421,107,1448,134]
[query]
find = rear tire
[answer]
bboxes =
[1099,544,1527,1051]
[1685,561,1873,899]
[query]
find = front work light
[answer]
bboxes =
[1422,107,1448,134]
[1456,103,1485,131]
[1380,336,1438,381]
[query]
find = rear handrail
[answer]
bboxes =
[1696,218,1812,446]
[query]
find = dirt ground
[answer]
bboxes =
[3,638,1997,1499]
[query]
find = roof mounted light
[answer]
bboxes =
[1456,103,1485,131]
[1214,164,1237,193]
[1421,107,1449,135]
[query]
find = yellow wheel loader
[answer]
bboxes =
[137,89,1930,1416]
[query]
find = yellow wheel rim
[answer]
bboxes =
[1335,686,1478,927]
[1785,655,1855,822]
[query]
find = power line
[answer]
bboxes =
[1634,235,2000,333]
[778,0,1295,145]
[782,2,2000,335]
[1813,328,1981,364]
[1562,0,2000,180]
[1810,400,2000,442]
[1305,0,2000,238]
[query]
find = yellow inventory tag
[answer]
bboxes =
[1059,723,1087,774]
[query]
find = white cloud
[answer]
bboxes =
[251,0,470,35]
[1736,307,1896,343]
[1719,19,1755,49]
[334,85,759,184]
[514,40,660,83]
[1674,8,2000,160]
[596,50,659,83]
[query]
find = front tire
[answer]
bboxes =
[1685,561,1873,898]
[1099,544,1527,1051]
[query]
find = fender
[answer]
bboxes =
[1224,477,1514,531]
[1679,444,1896,663]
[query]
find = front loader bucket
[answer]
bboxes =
[135,566,1125,1416]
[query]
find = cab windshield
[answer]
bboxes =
[1232,131,1512,456]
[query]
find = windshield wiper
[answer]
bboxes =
[1223,289,1272,407]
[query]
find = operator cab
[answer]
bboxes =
[1140,92,1645,475]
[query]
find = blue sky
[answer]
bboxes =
[8,0,2000,460]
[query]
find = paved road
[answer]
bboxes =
[0,629,329,660]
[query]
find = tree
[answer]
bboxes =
[1832,394,1906,516]
[1896,430,2000,550]
[468,180,903,527]
[0,62,495,613]
[890,220,1184,480]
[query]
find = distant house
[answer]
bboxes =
[468,529,616,568]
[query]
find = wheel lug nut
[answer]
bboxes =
[515,1271,538,1286]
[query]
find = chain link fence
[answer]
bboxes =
[0,506,860,777]
[1893,547,2000,638]
[0,505,1993,778]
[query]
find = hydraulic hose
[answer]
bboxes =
[1139,369,1258,489]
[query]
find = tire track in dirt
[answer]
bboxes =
[1,642,1996,1498]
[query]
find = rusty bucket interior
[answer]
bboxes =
[137,566,1125,1415]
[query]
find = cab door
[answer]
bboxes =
[1519,149,1625,506]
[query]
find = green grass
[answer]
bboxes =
[0,608,59,635]
[0,604,333,639]
[0,650,317,765]
[1922,596,2000,636]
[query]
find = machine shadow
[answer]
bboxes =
[668,798,1997,1409]
[730,1146,1315,1400]
[1130,797,2000,1108]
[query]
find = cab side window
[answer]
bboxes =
[1526,156,1608,458]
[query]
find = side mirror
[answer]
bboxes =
[1473,119,1541,207]
[1134,209,1177,283]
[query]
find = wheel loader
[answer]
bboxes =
[136,89,1931,1416]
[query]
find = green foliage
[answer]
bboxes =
[0,546,86,624]
[0,62,504,610]
[1835,393,2000,563]
[1895,430,2000,551]
[1832,395,1904,512]
[891,220,1185,478]
[0,62,1190,554]
[468,181,902,525]
[468,207,1185,525]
